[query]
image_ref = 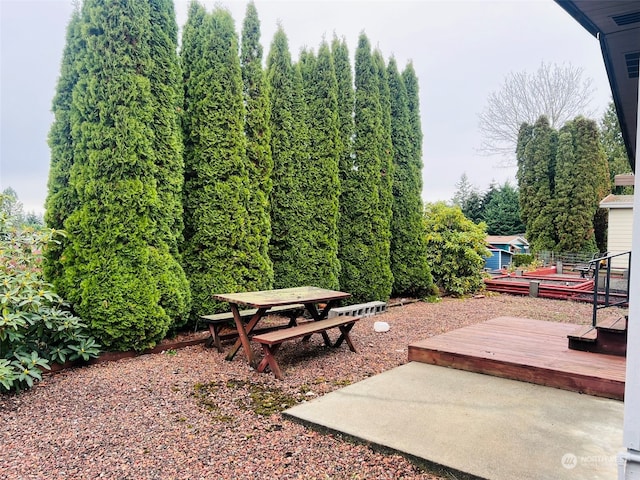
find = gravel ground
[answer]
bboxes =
[0,294,620,480]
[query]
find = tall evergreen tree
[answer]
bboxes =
[241,1,274,291]
[452,173,484,223]
[387,57,432,296]
[601,101,632,194]
[56,0,187,350]
[483,182,524,235]
[332,36,355,293]
[515,123,534,229]
[516,116,558,252]
[402,62,423,197]
[148,0,184,255]
[44,7,82,291]
[181,5,254,318]
[332,36,354,178]
[299,42,341,290]
[372,50,394,298]
[554,117,610,253]
[266,27,311,288]
[147,0,191,327]
[339,33,391,303]
[553,126,593,252]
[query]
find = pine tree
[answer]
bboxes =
[266,27,311,288]
[452,173,484,223]
[181,5,254,318]
[516,116,558,252]
[240,2,274,291]
[298,42,341,289]
[483,182,524,235]
[387,57,432,296]
[57,0,185,350]
[339,33,391,303]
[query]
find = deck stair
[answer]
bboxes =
[568,316,627,356]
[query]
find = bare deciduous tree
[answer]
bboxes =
[478,62,595,163]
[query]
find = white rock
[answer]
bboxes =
[373,321,390,333]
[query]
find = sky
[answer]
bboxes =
[0,0,613,215]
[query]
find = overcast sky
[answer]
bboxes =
[0,0,612,214]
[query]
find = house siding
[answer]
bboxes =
[608,208,633,269]
[485,249,512,271]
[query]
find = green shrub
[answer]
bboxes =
[0,211,100,392]
[513,254,534,267]
[423,202,489,297]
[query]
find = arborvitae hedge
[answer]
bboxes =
[147,0,191,328]
[299,42,341,290]
[388,58,433,297]
[44,8,82,293]
[331,36,354,167]
[518,115,608,254]
[554,117,609,253]
[59,0,182,350]
[339,33,391,303]
[332,36,355,295]
[267,28,312,288]
[241,1,274,291]
[181,5,255,318]
[372,50,394,300]
[517,116,558,252]
[47,3,435,346]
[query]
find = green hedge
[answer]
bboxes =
[513,254,534,267]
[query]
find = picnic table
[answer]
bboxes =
[213,286,351,369]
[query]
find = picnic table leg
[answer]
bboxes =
[285,310,301,327]
[258,344,284,380]
[225,306,266,368]
[302,301,337,345]
[334,323,357,352]
[205,324,223,352]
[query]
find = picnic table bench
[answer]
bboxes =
[252,315,360,379]
[200,304,305,352]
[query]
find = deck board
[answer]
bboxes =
[408,316,625,400]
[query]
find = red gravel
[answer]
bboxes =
[0,294,616,479]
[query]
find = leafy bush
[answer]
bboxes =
[423,202,489,297]
[513,254,534,267]
[0,211,100,392]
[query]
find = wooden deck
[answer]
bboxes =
[408,316,626,400]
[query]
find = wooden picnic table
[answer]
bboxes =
[213,286,351,369]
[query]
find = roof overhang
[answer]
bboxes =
[600,193,635,208]
[556,1,639,172]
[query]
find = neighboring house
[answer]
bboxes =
[485,235,529,254]
[485,245,513,271]
[484,235,529,271]
[599,193,633,270]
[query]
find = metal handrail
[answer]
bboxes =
[591,251,631,326]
